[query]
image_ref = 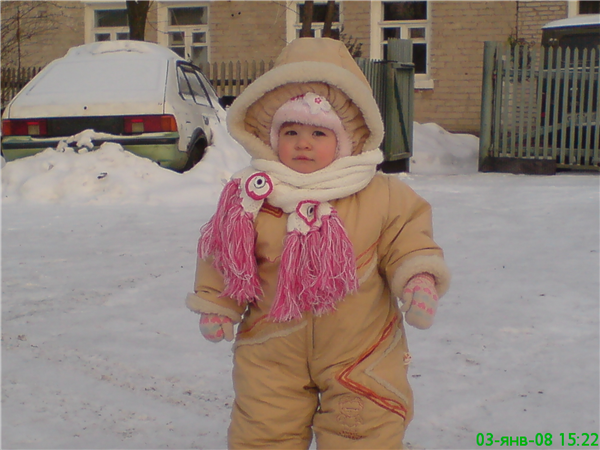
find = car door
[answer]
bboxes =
[175,63,218,149]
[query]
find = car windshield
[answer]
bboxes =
[26,57,167,100]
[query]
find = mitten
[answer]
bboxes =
[199,314,234,343]
[400,273,439,329]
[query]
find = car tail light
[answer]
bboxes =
[123,115,178,134]
[2,119,48,137]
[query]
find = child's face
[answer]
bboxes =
[277,123,338,174]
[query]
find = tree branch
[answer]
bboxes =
[322,1,336,38]
[300,1,313,38]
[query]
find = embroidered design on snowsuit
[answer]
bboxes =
[336,395,366,440]
[335,316,409,419]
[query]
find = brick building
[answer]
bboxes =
[1,1,597,134]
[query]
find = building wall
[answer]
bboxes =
[414,1,568,134]
[207,1,373,63]
[414,1,516,134]
[517,1,568,43]
[209,1,288,64]
[340,1,371,58]
[145,4,159,43]
[1,1,84,67]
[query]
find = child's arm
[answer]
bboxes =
[377,176,451,328]
[185,256,248,342]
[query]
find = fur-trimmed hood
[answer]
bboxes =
[226,38,385,161]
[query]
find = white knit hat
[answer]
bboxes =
[269,93,353,158]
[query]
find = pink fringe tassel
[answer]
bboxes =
[270,231,306,321]
[270,210,358,322]
[198,179,262,305]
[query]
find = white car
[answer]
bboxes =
[1,40,223,171]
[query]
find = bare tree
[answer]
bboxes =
[321,1,336,38]
[126,1,151,41]
[299,1,313,38]
[299,1,337,39]
[1,1,74,70]
[339,27,363,58]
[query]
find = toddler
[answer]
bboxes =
[186,37,450,449]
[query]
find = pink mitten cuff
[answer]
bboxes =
[391,255,451,300]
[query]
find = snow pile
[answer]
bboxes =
[411,122,479,175]
[2,120,476,206]
[1,119,250,205]
[55,129,124,151]
[2,117,598,449]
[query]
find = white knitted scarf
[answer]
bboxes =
[198,149,383,321]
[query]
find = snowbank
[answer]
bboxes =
[1,120,250,205]
[2,119,598,449]
[1,121,477,205]
[410,122,479,175]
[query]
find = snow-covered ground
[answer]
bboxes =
[2,120,598,449]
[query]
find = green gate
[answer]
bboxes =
[480,41,599,173]
[357,39,414,167]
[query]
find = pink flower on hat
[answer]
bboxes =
[303,92,331,114]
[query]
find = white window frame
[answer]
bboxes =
[285,1,343,44]
[156,2,210,67]
[568,0,600,16]
[370,1,433,89]
[568,1,579,16]
[84,2,129,44]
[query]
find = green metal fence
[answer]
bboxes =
[480,41,599,172]
[357,39,415,163]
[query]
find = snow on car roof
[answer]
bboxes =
[542,14,600,29]
[65,40,182,60]
[8,41,180,116]
[25,58,167,97]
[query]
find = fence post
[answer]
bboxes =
[213,63,218,96]
[382,39,414,165]
[241,60,248,93]
[219,62,225,97]
[479,41,497,171]
[235,60,241,96]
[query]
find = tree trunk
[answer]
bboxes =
[126,1,150,41]
[300,1,313,38]
[322,1,336,38]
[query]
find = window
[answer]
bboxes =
[177,64,212,107]
[568,1,600,16]
[84,4,130,43]
[96,9,127,27]
[158,4,209,69]
[92,8,129,41]
[370,1,432,88]
[579,1,600,14]
[286,2,342,42]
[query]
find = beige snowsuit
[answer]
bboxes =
[186,38,451,450]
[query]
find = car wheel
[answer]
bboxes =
[182,139,207,172]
